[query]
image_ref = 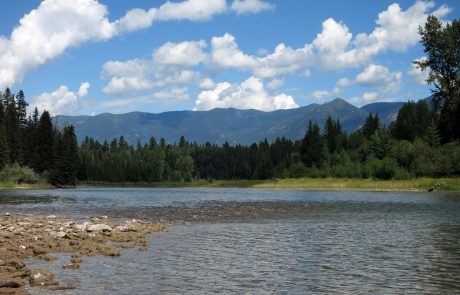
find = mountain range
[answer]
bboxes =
[56,98,408,145]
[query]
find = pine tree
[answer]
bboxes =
[49,125,78,186]
[424,122,441,147]
[16,90,28,127]
[3,88,20,163]
[361,113,381,140]
[0,130,8,169]
[16,90,29,165]
[37,111,54,172]
[324,116,344,153]
[301,121,326,167]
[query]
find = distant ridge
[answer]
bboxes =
[55,98,419,145]
[361,102,405,127]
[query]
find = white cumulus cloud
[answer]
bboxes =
[211,33,259,70]
[154,40,207,67]
[231,0,274,15]
[355,64,401,94]
[194,76,298,111]
[332,78,351,96]
[199,78,216,90]
[0,0,274,90]
[102,40,206,95]
[408,57,428,85]
[311,90,331,103]
[78,82,90,97]
[156,0,227,22]
[114,8,157,33]
[0,0,114,90]
[31,82,90,115]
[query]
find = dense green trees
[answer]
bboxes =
[75,107,460,183]
[2,88,458,185]
[391,100,434,141]
[0,89,78,185]
[301,121,326,168]
[415,15,460,142]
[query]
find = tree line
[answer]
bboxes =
[76,101,459,183]
[0,88,78,186]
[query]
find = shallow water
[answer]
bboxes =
[1,188,459,294]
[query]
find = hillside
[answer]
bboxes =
[56,98,401,145]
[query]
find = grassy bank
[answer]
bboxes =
[79,177,460,192]
[0,182,53,189]
[252,177,460,191]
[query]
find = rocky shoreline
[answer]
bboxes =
[0,213,165,294]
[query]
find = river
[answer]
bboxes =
[1,188,459,294]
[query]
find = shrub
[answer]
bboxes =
[285,162,308,178]
[366,157,399,180]
[0,163,40,184]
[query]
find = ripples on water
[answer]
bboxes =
[1,188,458,294]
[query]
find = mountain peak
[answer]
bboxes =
[328,98,349,105]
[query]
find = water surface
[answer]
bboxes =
[1,187,459,294]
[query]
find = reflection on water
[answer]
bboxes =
[2,187,459,294]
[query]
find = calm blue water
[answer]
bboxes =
[1,188,459,294]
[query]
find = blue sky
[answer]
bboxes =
[0,0,458,115]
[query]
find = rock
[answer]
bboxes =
[49,282,76,290]
[32,247,47,256]
[35,254,58,261]
[4,212,10,217]
[46,215,56,219]
[115,224,136,232]
[100,246,120,257]
[101,231,112,237]
[0,259,4,266]
[87,224,112,232]
[0,279,21,288]
[6,259,25,270]
[52,231,69,239]
[28,269,55,286]
[70,257,82,263]
[90,217,101,223]
[62,263,80,269]
[121,242,136,249]
[74,222,91,232]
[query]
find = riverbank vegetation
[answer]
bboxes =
[80,178,460,192]
[0,16,459,189]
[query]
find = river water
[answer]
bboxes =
[1,188,460,294]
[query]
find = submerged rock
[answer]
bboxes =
[49,282,77,290]
[62,263,80,269]
[28,269,55,286]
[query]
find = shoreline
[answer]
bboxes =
[0,213,165,294]
[79,177,460,192]
[2,177,460,192]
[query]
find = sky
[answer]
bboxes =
[0,0,458,116]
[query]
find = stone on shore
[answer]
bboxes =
[0,214,165,294]
[87,224,112,233]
